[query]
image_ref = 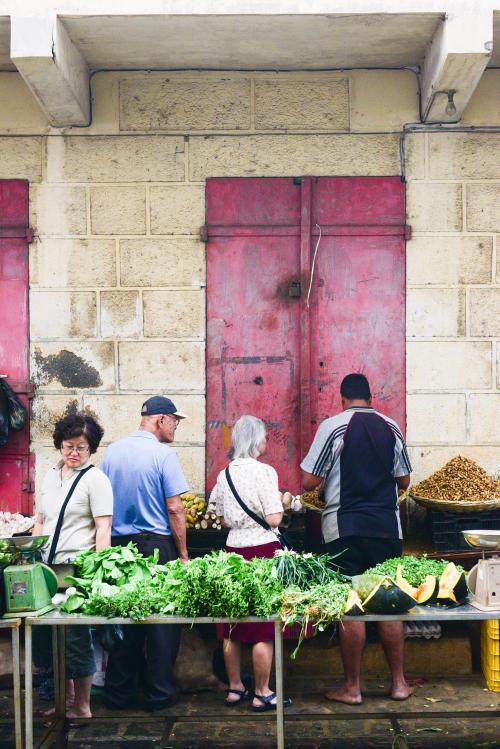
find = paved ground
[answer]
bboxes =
[3,676,500,748]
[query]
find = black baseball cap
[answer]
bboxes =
[141,396,187,419]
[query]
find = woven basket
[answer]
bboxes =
[411,494,500,513]
[299,497,325,514]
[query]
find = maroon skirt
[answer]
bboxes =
[217,541,280,643]
[216,542,309,644]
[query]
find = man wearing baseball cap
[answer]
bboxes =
[100,395,189,711]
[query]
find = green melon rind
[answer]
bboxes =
[352,574,417,614]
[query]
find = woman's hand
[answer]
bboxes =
[32,512,44,536]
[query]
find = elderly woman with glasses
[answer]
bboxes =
[209,414,291,713]
[32,412,113,719]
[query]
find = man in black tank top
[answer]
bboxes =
[301,373,412,705]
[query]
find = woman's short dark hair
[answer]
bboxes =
[53,412,104,454]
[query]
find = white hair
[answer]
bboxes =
[231,415,266,459]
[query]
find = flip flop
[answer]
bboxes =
[252,692,292,712]
[225,688,251,706]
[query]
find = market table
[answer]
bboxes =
[24,606,500,749]
[24,612,284,749]
[0,617,22,749]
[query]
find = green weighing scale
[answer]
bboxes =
[2,535,58,617]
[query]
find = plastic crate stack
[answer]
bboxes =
[429,508,500,552]
[481,620,500,692]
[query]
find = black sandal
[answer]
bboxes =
[252,692,292,712]
[225,688,251,706]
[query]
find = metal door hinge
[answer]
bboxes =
[289,280,301,297]
[200,225,209,242]
[404,224,412,240]
[22,479,35,493]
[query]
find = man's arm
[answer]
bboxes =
[301,470,323,492]
[166,495,189,562]
[94,515,112,551]
[396,474,411,491]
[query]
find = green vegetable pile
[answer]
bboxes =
[0,540,16,567]
[61,543,160,614]
[59,547,468,655]
[60,547,350,639]
[280,580,352,656]
[366,555,463,587]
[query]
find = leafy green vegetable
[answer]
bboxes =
[60,543,160,615]
[280,580,352,657]
[0,539,16,567]
[271,550,346,589]
[366,556,463,587]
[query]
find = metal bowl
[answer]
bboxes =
[462,530,500,550]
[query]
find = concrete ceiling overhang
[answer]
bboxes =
[61,13,443,70]
[1,6,499,126]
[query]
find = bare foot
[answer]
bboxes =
[391,682,414,701]
[42,702,74,718]
[325,686,362,705]
[66,708,92,719]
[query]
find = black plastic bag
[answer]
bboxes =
[99,624,125,652]
[0,379,26,432]
[0,385,8,446]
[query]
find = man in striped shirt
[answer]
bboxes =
[301,373,412,705]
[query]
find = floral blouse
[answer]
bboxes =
[208,458,283,548]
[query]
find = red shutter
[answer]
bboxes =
[206,177,406,494]
[0,180,34,513]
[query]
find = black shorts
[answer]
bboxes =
[325,536,402,577]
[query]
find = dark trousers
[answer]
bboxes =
[104,533,180,708]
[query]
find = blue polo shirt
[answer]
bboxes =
[101,430,189,537]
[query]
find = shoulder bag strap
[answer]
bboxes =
[224,467,273,533]
[46,465,94,564]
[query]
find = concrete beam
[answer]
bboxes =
[421,9,493,123]
[10,15,90,127]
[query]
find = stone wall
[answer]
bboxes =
[0,68,499,494]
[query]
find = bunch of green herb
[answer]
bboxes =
[247,557,283,617]
[61,543,160,614]
[280,580,351,657]
[366,556,463,587]
[271,550,346,589]
[161,552,261,619]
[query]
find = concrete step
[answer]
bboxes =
[282,632,473,680]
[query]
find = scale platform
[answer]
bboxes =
[463,530,500,612]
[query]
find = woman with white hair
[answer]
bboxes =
[209,414,291,713]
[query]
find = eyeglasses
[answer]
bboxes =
[163,414,181,426]
[61,444,89,455]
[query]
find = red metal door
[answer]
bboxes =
[309,177,406,429]
[206,177,406,494]
[206,178,303,491]
[0,180,33,513]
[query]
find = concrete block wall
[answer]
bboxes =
[406,125,500,478]
[1,68,500,493]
